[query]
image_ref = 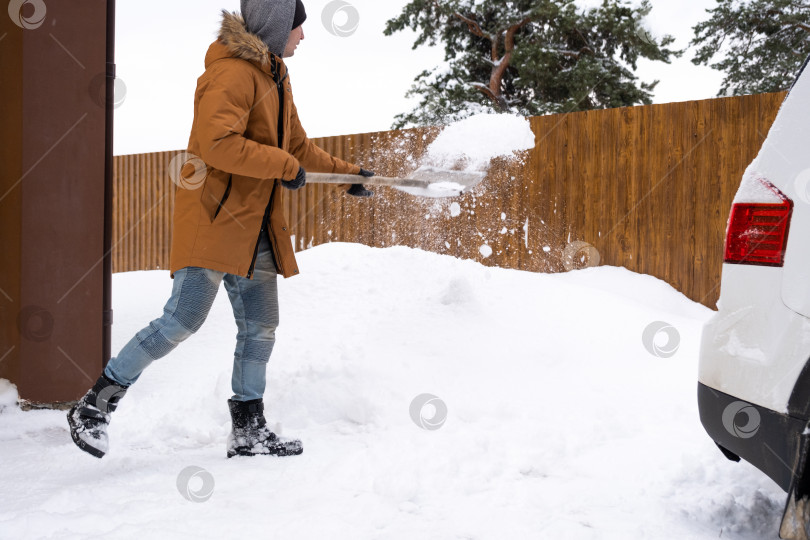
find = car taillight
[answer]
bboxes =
[724,181,793,267]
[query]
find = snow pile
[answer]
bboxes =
[0,244,786,539]
[394,113,536,198]
[0,379,18,412]
[424,113,536,172]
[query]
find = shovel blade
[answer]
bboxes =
[393,166,487,199]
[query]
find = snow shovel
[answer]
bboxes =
[306,166,486,198]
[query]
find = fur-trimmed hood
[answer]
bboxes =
[207,10,283,70]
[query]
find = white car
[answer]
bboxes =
[699,56,810,540]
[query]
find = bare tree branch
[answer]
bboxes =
[470,81,499,103]
[488,16,534,105]
[452,11,492,40]
[450,11,537,110]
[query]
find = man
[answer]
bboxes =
[67,0,374,459]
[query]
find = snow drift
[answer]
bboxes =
[0,243,786,539]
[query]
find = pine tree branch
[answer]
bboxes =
[522,43,595,58]
[450,11,536,109]
[488,16,534,103]
[560,47,595,58]
[470,81,499,103]
[451,11,494,41]
[786,0,810,10]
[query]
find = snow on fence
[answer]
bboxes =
[112,92,786,308]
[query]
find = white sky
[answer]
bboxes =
[113,0,723,156]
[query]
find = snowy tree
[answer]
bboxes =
[383,0,679,128]
[691,0,810,96]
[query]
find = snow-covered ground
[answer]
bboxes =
[0,243,787,539]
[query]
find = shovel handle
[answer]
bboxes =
[306,172,431,189]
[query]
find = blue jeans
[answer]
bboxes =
[104,232,279,401]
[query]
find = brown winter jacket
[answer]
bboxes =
[169,11,361,279]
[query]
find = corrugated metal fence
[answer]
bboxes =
[112,92,787,307]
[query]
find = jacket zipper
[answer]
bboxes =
[212,176,232,220]
[247,61,288,279]
[246,190,273,279]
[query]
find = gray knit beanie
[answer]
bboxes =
[240,0,297,58]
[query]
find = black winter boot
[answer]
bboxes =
[67,374,128,458]
[226,398,303,458]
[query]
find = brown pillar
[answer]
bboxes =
[0,0,112,403]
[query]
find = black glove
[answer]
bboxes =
[282,167,306,190]
[348,168,375,197]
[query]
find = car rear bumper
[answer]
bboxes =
[698,382,810,493]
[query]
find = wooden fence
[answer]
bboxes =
[112,92,787,308]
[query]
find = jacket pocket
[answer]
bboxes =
[212,175,232,221]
